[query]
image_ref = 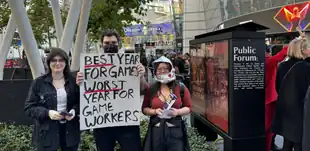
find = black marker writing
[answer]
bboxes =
[82,102,113,116]
[84,55,108,65]
[83,89,134,101]
[84,110,139,128]
[83,80,126,93]
[84,66,138,79]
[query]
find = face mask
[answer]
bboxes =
[154,69,176,84]
[103,44,119,53]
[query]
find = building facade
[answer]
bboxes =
[183,0,310,53]
[122,0,183,56]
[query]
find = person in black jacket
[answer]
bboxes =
[24,48,80,151]
[273,37,310,151]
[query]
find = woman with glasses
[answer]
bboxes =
[24,48,80,151]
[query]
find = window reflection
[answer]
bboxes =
[217,0,309,20]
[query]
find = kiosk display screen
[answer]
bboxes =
[204,40,229,133]
[190,44,206,115]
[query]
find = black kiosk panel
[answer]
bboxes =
[189,22,267,151]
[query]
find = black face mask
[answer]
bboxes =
[103,44,119,53]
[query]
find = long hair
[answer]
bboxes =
[149,62,178,99]
[45,47,71,78]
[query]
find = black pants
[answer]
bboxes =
[282,138,302,151]
[94,126,141,151]
[151,126,184,151]
[47,123,78,151]
[271,135,276,149]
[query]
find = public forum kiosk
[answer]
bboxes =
[189,22,267,151]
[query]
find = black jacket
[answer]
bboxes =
[303,86,310,151]
[275,58,303,94]
[273,58,310,143]
[24,74,80,151]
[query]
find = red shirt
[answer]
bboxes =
[265,46,288,105]
[142,85,192,111]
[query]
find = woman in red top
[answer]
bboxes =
[142,56,192,151]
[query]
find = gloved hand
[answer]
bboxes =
[64,109,75,121]
[48,110,64,120]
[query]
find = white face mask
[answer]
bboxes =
[154,69,176,83]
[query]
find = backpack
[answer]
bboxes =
[149,82,185,107]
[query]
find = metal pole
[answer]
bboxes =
[7,0,45,78]
[59,0,82,54]
[50,0,64,46]
[70,0,92,71]
[0,16,16,80]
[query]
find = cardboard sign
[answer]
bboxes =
[79,53,141,130]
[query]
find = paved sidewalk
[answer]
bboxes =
[214,135,283,151]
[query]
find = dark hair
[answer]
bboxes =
[266,44,271,53]
[100,29,121,44]
[45,47,71,78]
[149,62,177,99]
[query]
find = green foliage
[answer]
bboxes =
[0,0,151,46]
[27,0,68,46]
[0,121,218,151]
[27,0,53,46]
[87,0,153,42]
[0,0,29,31]
[0,0,67,47]
[0,124,34,151]
[0,0,10,31]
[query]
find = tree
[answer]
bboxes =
[27,0,69,47]
[0,0,30,48]
[0,0,11,31]
[0,0,67,47]
[27,0,58,47]
[87,0,153,42]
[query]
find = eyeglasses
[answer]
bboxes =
[51,58,65,63]
[156,68,170,73]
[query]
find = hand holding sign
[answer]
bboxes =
[136,63,145,78]
[76,72,84,85]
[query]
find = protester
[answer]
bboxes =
[76,29,148,151]
[273,37,310,151]
[265,44,288,151]
[175,53,186,74]
[141,56,192,151]
[24,48,80,151]
[184,53,190,74]
[148,55,155,77]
